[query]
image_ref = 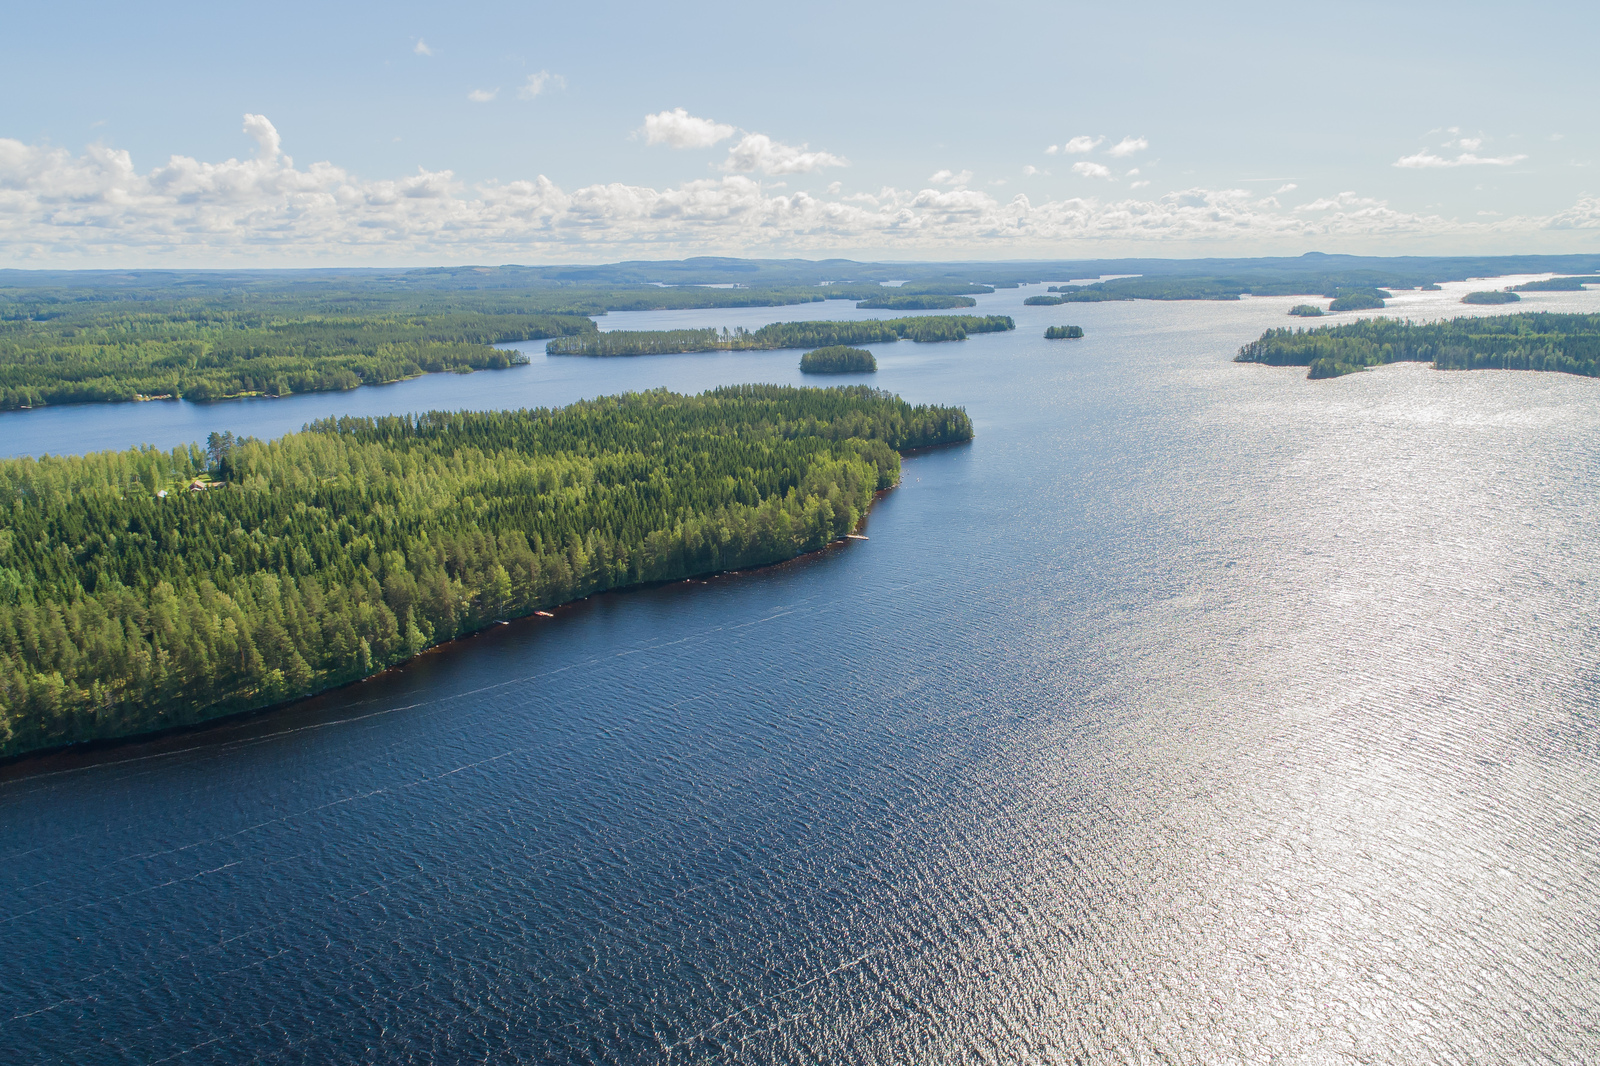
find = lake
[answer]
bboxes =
[3,280,1599,1062]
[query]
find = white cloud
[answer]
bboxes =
[518,71,565,100]
[1072,161,1113,179]
[1275,183,1297,193]
[0,115,1590,264]
[1045,145,1059,155]
[1107,136,1148,158]
[467,88,499,103]
[1062,135,1102,154]
[640,108,735,149]
[414,39,432,56]
[242,113,283,161]
[929,169,973,186]
[721,133,846,175]
[1456,137,1484,151]
[1022,165,1048,176]
[1130,180,1151,189]
[1126,168,1140,176]
[1394,149,1527,168]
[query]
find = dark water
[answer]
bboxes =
[4,282,1600,1062]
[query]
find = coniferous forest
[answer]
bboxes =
[1235,313,1600,379]
[545,315,1014,357]
[0,385,973,757]
[0,294,597,410]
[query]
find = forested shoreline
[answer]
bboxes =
[0,386,972,758]
[0,292,606,410]
[545,315,1015,357]
[1235,314,1600,379]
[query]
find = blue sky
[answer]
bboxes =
[2,0,1595,265]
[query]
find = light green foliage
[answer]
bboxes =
[0,386,973,756]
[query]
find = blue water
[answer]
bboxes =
[3,282,1600,1062]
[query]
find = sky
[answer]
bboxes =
[1,0,1596,267]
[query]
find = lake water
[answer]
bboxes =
[3,280,1600,1062]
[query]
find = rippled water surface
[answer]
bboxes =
[3,282,1600,1063]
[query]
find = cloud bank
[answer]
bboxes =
[0,116,1590,264]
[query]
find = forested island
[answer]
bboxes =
[0,294,594,410]
[1289,304,1325,317]
[1024,295,1066,306]
[854,295,976,310]
[1235,313,1600,379]
[0,385,973,758]
[1463,290,1521,304]
[800,346,877,373]
[1327,289,1389,312]
[1044,326,1084,339]
[545,315,1014,357]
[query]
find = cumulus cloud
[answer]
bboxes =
[467,88,499,103]
[721,133,846,175]
[414,39,432,56]
[518,71,565,100]
[1394,149,1527,168]
[1022,165,1048,176]
[1275,182,1297,193]
[0,116,1589,264]
[1061,135,1102,154]
[1072,161,1113,179]
[641,108,736,149]
[1130,180,1151,189]
[929,169,973,186]
[1107,136,1148,158]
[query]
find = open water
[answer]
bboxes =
[3,280,1600,1063]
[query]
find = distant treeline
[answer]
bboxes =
[1512,277,1599,292]
[800,346,877,373]
[546,315,1015,357]
[0,385,973,757]
[0,294,596,410]
[855,295,977,310]
[1235,314,1600,379]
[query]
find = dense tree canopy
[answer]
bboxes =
[1462,291,1521,305]
[854,295,977,310]
[0,385,973,757]
[1235,313,1600,379]
[545,315,1014,357]
[799,346,877,373]
[0,294,596,410]
[1043,326,1084,339]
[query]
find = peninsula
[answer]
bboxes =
[0,386,973,757]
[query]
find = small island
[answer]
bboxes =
[1024,295,1065,306]
[1289,304,1326,317]
[1328,289,1388,312]
[1463,290,1521,304]
[800,346,877,373]
[546,315,1014,357]
[1044,326,1084,339]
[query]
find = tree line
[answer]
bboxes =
[0,294,597,410]
[1235,313,1600,379]
[545,315,1015,357]
[0,385,973,757]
